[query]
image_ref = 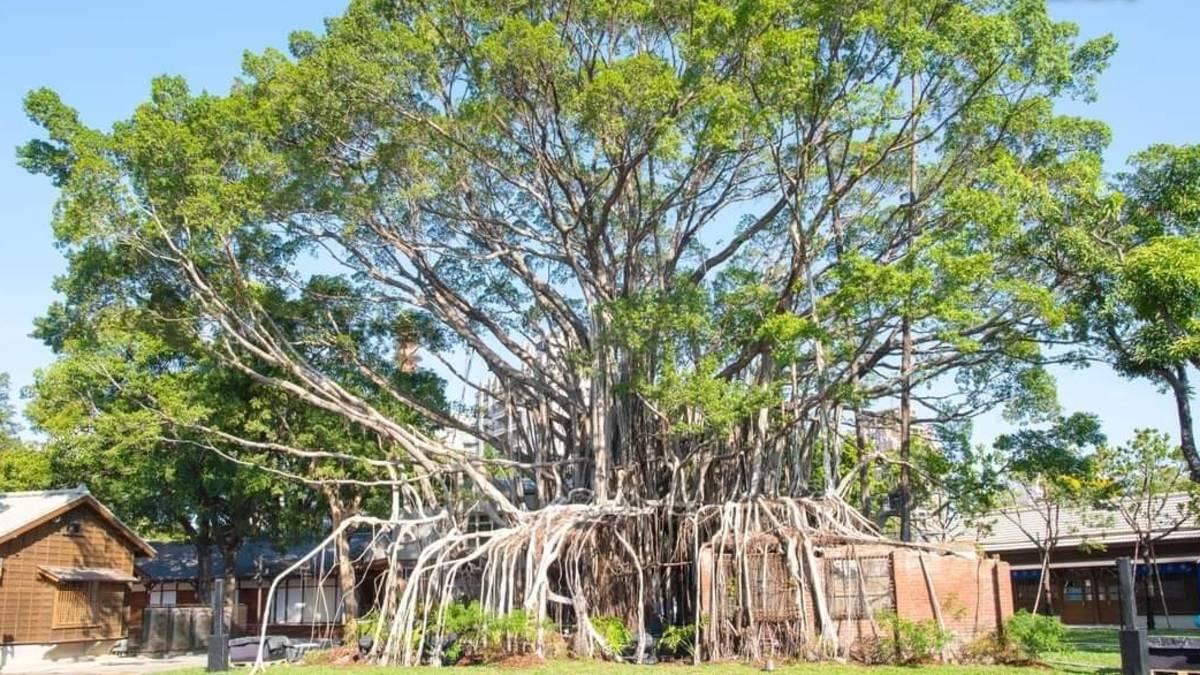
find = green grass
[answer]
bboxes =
[165,627,1200,674]
[1040,626,1200,674]
[166,658,1041,667]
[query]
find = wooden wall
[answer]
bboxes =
[0,505,137,645]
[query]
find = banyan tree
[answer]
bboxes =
[21,0,1114,665]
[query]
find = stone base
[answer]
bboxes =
[0,640,121,672]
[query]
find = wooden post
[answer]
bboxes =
[1116,557,1148,675]
[208,579,229,672]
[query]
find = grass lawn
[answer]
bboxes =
[167,664,1049,674]
[166,627,1200,675]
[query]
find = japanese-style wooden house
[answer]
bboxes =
[0,486,155,669]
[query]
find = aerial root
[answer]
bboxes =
[254,494,930,670]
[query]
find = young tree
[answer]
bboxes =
[991,413,1110,614]
[20,0,1115,661]
[1094,429,1200,628]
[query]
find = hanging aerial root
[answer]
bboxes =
[253,494,956,669]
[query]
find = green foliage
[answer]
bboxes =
[439,601,546,663]
[1053,143,1200,479]
[354,608,382,640]
[0,373,53,492]
[994,412,1112,503]
[1093,429,1200,539]
[0,373,21,445]
[18,0,1130,519]
[1004,609,1066,661]
[875,609,953,665]
[1119,236,1200,367]
[0,447,53,493]
[590,615,633,656]
[658,622,698,658]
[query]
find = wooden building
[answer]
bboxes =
[0,486,155,669]
[132,539,348,644]
[131,529,428,649]
[972,495,1200,627]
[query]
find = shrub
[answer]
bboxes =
[659,623,696,657]
[591,615,633,655]
[962,631,1020,664]
[354,608,382,640]
[1004,609,1066,660]
[659,617,708,658]
[875,610,953,664]
[438,601,549,663]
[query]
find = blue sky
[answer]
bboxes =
[1,1,1197,448]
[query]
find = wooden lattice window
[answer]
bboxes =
[826,556,894,620]
[717,548,803,622]
[53,582,99,628]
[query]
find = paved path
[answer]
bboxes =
[5,654,206,674]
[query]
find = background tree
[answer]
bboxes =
[0,372,52,491]
[1094,429,1200,628]
[26,317,325,601]
[990,413,1111,614]
[1053,144,1200,481]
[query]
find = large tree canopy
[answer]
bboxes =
[1050,144,1200,480]
[20,0,1116,662]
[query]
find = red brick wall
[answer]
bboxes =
[697,543,1013,659]
[892,550,1012,644]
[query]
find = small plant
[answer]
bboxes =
[591,615,633,655]
[875,609,953,664]
[436,601,549,663]
[659,616,708,658]
[354,608,382,640]
[659,623,696,657]
[1004,609,1066,661]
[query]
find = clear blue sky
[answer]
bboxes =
[1,1,1197,447]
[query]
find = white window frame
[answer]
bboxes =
[269,576,341,624]
[149,581,184,607]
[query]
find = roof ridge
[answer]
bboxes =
[0,484,89,498]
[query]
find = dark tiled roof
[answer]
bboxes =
[136,531,401,582]
[139,530,367,578]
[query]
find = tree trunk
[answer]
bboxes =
[187,518,213,602]
[1142,547,1155,631]
[1032,547,1051,615]
[1149,538,1172,628]
[854,407,870,518]
[899,72,919,543]
[591,342,611,503]
[327,489,361,631]
[196,540,214,603]
[1165,365,1200,482]
[219,539,240,609]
